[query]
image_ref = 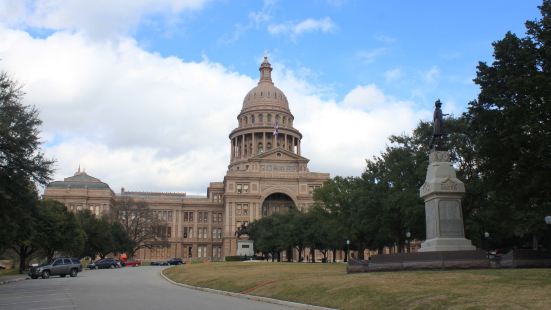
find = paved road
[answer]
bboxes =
[0,266,291,310]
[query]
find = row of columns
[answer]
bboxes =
[230,132,301,162]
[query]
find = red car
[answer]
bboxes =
[124,260,141,267]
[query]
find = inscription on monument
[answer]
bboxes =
[429,151,451,163]
[438,200,464,237]
[440,179,458,191]
[425,199,438,239]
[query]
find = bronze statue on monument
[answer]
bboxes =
[429,99,449,150]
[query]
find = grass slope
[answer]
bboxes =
[163,262,551,309]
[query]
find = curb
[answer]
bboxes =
[0,277,27,285]
[159,269,337,310]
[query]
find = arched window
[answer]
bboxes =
[258,143,264,153]
[275,114,280,124]
[267,114,272,123]
[259,114,263,123]
[244,116,248,125]
[267,142,272,150]
[282,117,286,126]
[251,115,255,124]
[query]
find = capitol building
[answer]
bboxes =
[44,57,330,260]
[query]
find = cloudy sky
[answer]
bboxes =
[0,0,542,194]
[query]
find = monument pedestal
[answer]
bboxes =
[418,150,475,252]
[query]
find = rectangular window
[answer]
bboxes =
[236,204,242,215]
[167,227,171,238]
[243,204,249,216]
[236,183,249,194]
[198,245,208,258]
[308,185,321,195]
[183,227,193,238]
[184,212,188,221]
[168,211,172,222]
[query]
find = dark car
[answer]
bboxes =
[88,258,119,269]
[150,261,169,266]
[29,257,81,279]
[167,258,184,265]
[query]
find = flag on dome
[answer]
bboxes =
[273,122,279,136]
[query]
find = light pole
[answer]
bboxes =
[546,216,551,251]
[405,231,411,253]
[345,240,350,263]
[484,231,490,256]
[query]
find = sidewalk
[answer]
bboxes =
[0,273,28,285]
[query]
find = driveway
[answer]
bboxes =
[0,266,291,310]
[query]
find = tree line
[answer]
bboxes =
[249,1,551,258]
[0,71,168,273]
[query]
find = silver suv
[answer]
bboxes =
[29,257,82,279]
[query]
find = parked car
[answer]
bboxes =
[29,257,81,279]
[150,261,169,266]
[124,260,141,267]
[88,258,119,269]
[167,258,185,265]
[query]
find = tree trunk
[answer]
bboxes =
[358,245,365,260]
[332,248,337,262]
[297,246,303,262]
[286,247,292,262]
[310,249,315,263]
[16,245,32,274]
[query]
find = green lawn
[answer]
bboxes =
[163,262,551,309]
[0,269,20,277]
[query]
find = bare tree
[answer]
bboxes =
[112,196,169,258]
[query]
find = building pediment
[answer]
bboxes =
[249,147,309,163]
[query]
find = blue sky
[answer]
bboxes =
[131,0,541,109]
[0,0,544,194]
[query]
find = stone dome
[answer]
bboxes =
[241,57,290,112]
[47,170,111,190]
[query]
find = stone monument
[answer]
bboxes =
[235,223,255,257]
[418,100,475,252]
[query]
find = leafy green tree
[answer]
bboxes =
[0,71,54,253]
[76,210,115,258]
[9,182,40,273]
[35,199,85,260]
[466,0,551,249]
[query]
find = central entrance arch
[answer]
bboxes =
[261,193,295,217]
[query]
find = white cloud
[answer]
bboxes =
[375,34,396,44]
[423,65,440,84]
[384,68,402,81]
[219,0,275,44]
[0,26,430,194]
[356,48,388,64]
[0,0,208,39]
[268,17,336,40]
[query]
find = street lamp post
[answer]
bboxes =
[405,231,411,253]
[345,240,350,263]
[483,231,490,256]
